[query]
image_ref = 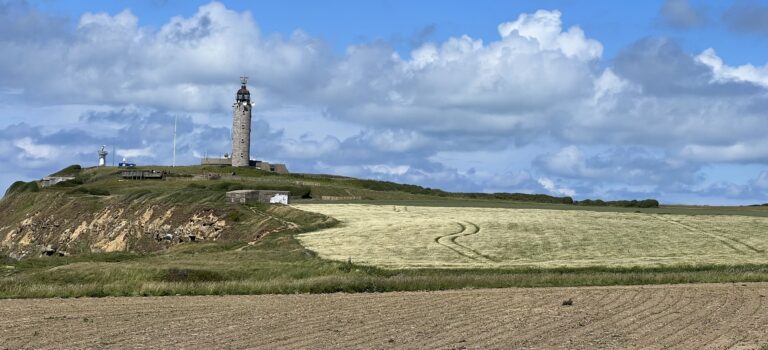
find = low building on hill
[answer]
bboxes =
[251,160,289,174]
[226,190,290,204]
[201,157,232,166]
[200,157,289,174]
[121,170,164,180]
[39,176,76,188]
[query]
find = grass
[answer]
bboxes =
[4,210,768,298]
[296,204,768,269]
[4,229,768,298]
[3,164,768,298]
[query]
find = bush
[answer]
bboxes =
[577,199,607,206]
[51,164,82,177]
[576,198,659,208]
[4,181,39,196]
[52,178,84,187]
[637,199,660,208]
[0,253,16,264]
[67,187,110,196]
[160,268,225,282]
[227,211,242,222]
[207,182,245,191]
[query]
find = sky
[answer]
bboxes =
[1,0,768,205]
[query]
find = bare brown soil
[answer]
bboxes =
[2,283,767,349]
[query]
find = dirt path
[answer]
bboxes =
[2,283,768,349]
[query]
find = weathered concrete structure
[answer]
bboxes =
[199,158,289,174]
[39,176,76,188]
[121,170,164,180]
[232,77,252,167]
[252,161,289,174]
[226,190,291,204]
[200,157,232,166]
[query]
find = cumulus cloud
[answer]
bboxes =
[680,141,768,163]
[319,9,603,145]
[612,38,757,96]
[696,48,768,87]
[537,178,576,197]
[1,2,768,204]
[657,0,708,29]
[0,2,331,111]
[723,0,768,35]
[534,146,700,187]
[753,171,768,190]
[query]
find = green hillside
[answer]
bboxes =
[2,164,768,298]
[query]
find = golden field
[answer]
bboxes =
[295,204,768,269]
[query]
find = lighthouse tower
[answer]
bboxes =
[98,145,108,167]
[231,77,252,167]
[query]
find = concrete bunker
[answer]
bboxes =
[226,190,291,205]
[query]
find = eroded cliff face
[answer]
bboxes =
[0,192,235,259]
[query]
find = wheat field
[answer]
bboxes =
[294,204,768,269]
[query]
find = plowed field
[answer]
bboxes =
[2,283,767,349]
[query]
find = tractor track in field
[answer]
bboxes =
[651,214,764,253]
[434,221,495,263]
[3,284,768,349]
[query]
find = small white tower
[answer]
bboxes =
[98,145,109,167]
[231,77,252,167]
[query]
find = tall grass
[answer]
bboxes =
[4,228,768,299]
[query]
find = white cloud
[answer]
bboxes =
[753,171,768,190]
[537,177,576,197]
[696,48,768,87]
[12,137,60,160]
[680,141,768,163]
[498,10,603,60]
[118,147,155,159]
[1,2,768,204]
[657,0,707,29]
[278,136,340,159]
[364,164,411,176]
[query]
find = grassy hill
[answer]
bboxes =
[0,164,573,259]
[2,164,768,298]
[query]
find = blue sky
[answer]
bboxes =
[1,0,768,204]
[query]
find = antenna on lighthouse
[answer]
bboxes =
[172,115,177,167]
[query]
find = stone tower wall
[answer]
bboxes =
[231,103,251,167]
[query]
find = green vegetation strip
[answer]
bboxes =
[4,229,768,298]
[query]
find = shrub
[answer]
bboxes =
[67,187,110,196]
[638,199,660,208]
[53,178,84,187]
[51,164,82,176]
[227,211,242,222]
[576,198,659,208]
[160,268,225,282]
[4,181,39,196]
[207,182,245,191]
